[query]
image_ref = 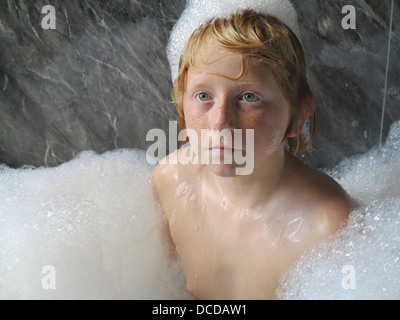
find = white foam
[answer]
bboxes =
[1,122,399,300]
[0,149,190,299]
[276,120,400,300]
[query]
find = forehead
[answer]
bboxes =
[188,45,274,85]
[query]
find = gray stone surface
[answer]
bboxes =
[0,0,399,168]
[294,0,400,167]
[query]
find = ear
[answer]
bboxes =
[286,117,305,138]
[178,113,187,148]
[286,94,315,138]
[285,108,306,139]
[286,117,306,138]
[178,113,186,132]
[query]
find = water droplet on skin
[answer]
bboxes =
[240,208,249,220]
[160,166,168,175]
[169,209,176,227]
[189,193,196,201]
[221,196,228,210]
[184,199,190,215]
[174,182,192,199]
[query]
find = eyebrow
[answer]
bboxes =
[187,66,271,91]
[187,78,267,90]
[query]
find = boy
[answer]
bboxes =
[153,3,354,299]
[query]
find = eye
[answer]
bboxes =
[241,92,260,102]
[197,92,211,102]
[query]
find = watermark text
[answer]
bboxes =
[146,121,255,175]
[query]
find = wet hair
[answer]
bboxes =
[173,9,316,155]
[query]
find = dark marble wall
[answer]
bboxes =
[0,0,398,169]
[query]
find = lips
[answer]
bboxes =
[210,147,232,153]
[209,146,241,153]
[200,129,246,153]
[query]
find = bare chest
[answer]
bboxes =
[167,195,303,299]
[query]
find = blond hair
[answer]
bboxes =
[173,9,316,155]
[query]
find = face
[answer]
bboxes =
[182,46,297,177]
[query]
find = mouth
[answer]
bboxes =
[209,146,242,153]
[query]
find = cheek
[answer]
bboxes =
[255,128,284,155]
[184,111,207,132]
[252,110,290,155]
[182,105,207,145]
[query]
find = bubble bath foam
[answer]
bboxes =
[1,121,399,300]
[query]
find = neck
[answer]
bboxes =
[204,149,289,210]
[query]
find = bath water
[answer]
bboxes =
[1,121,399,299]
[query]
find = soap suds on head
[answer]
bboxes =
[167,0,301,83]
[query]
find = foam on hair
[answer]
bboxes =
[167,0,300,84]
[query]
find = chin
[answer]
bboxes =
[208,163,239,177]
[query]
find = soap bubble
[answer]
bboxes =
[276,121,400,300]
[0,149,190,299]
[1,121,400,299]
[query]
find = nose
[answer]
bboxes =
[211,96,236,130]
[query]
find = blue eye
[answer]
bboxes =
[241,93,259,102]
[197,92,210,101]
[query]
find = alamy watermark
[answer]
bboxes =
[39,4,355,31]
[341,265,356,290]
[41,265,56,290]
[146,121,255,176]
[41,5,56,30]
[342,5,356,30]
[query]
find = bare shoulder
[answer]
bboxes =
[152,147,199,216]
[287,154,356,241]
[152,150,180,205]
[309,188,354,241]
[152,150,187,258]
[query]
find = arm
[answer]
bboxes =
[152,162,177,261]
